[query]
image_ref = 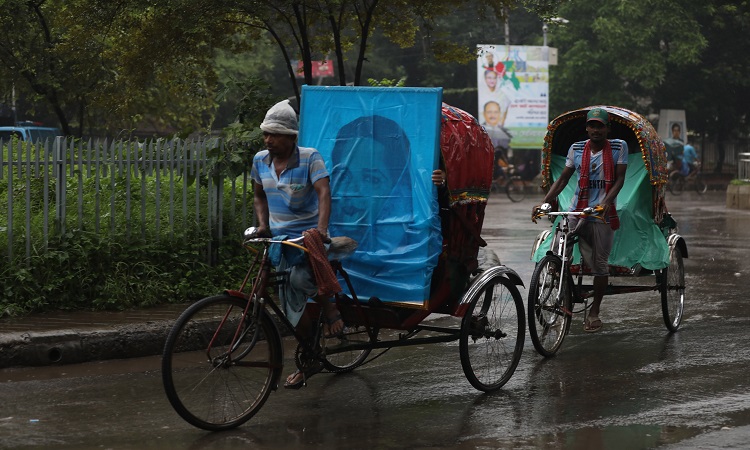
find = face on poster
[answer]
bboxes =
[477,44,549,149]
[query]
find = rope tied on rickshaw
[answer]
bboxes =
[577,140,620,230]
[302,228,342,297]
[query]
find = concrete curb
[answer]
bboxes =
[0,322,172,368]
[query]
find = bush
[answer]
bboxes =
[0,139,257,318]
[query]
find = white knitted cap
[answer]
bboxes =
[259,100,299,135]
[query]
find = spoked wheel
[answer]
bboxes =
[694,175,707,194]
[162,294,282,431]
[528,255,572,357]
[322,325,378,373]
[505,177,526,202]
[661,244,685,332]
[668,171,684,195]
[459,272,525,392]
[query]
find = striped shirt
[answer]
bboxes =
[565,139,628,210]
[250,146,329,238]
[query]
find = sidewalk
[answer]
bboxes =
[0,304,189,368]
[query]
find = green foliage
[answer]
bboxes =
[730,179,750,186]
[550,0,706,114]
[0,139,256,318]
[0,229,250,317]
[212,76,279,179]
[0,0,231,137]
[367,77,407,87]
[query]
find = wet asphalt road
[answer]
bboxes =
[1,190,750,449]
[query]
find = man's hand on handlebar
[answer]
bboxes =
[316,227,332,244]
[583,205,607,221]
[531,202,552,223]
[247,227,272,239]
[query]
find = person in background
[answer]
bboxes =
[682,141,699,175]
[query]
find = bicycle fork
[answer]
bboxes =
[553,222,574,319]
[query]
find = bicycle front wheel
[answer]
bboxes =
[528,255,572,357]
[162,294,283,431]
[459,272,525,392]
[505,177,526,202]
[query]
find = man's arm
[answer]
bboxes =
[542,165,575,204]
[252,181,271,234]
[313,176,331,237]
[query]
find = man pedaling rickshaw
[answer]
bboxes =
[532,107,628,333]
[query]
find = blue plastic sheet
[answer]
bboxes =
[299,86,443,305]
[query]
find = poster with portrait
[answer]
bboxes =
[477,44,549,149]
[298,85,443,306]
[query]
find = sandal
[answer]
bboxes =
[584,314,603,333]
[283,362,323,390]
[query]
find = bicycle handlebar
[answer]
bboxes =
[242,227,306,248]
[532,203,605,222]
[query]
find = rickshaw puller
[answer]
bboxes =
[250,100,344,389]
[532,107,628,333]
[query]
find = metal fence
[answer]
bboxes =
[1,137,254,265]
[738,153,750,182]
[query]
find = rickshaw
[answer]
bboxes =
[528,105,687,357]
[161,101,526,431]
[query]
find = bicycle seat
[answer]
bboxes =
[328,236,358,261]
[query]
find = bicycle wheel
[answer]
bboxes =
[322,325,377,373]
[505,177,526,202]
[668,171,684,195]
[162,294,283,431]
[661,244,685,332]
[459,272,525,392]
[694,175,707,194]
[527,255,572,357]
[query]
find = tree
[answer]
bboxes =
[548,0,750,172]
[0,0,233,137]
[652,2,750,172]
[218,0,562,104]
[549,0,706,115]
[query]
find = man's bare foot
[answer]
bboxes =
[323,307,344,338]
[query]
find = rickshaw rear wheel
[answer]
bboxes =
[528,255,572,357]
[322,325,377,373]
[459,273,524,392]
[661,244,685,332]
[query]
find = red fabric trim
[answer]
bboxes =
[576,140,620,230]
[303,229,341,297]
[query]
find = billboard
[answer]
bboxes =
[477,44,549,150]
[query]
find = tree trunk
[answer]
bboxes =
[354,0,379,86]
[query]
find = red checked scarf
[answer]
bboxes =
[576,139,620,230]
[302,229,342,297]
